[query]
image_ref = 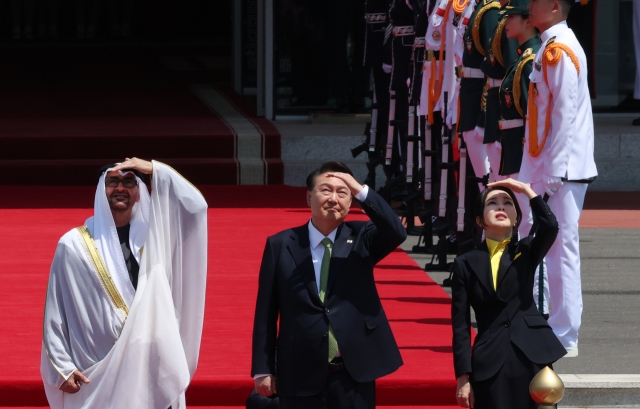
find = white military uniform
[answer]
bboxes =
[432,0,460,124]
[519,21,597,354]
[419,2,440,118]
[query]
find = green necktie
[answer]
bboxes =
[320,238,339,362]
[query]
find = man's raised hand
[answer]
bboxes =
[325,172,364,196]
[111,157,154,175]
[59,370,90,394]
[254,375,277,397]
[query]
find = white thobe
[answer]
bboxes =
[41,161,208,409]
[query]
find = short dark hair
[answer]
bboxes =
[98,163,143,180]
[557,0,573,16]
[306,161,354,191]
[474,186,522,234]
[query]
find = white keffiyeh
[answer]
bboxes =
[41,161,208,409]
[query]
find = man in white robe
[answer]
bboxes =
[41,158,208,409]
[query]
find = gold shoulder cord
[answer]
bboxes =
[528,42,580,157]
[491,18,506,67]
[76,226,129,315]
[472,1,500,56]
[513,53,536,117]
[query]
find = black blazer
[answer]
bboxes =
[251,190,406,396]
[451,196,566,382]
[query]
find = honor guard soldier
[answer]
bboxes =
[480,0,518,182]
[451,0,482,244]
[429,0,462,128]
[457,0,492,188]
[419,0,445,202]
[384,0,415,200]
[409,0,429,109]
[420,0,442,126]
[430,0,463,222]
[406,0,429,190]
[497,0,540,206]
[520,0,597,357]
[363,0,393,168]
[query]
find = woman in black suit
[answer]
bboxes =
[451,179,567,409]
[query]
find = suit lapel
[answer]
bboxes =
[326,223,353,295]
[287,225,321,303]
[466,242,496,296]
[496,240,518,291]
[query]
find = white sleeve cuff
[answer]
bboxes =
[355,185,369,202]
[253,374,272,380]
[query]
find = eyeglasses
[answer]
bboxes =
[105,177,138,188]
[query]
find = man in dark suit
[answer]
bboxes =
[251,161,406,409]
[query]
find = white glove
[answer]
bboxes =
[382,63,392,74]
[446,107,456,129]
[543,174,563,196]
[430,13,444,27]
[474,126,485,142]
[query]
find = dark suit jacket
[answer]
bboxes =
[451,196,567,382]
[251,190,406,396]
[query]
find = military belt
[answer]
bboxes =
[392,26,415,36]
[426,50,446,60]
[498,119,524,130]
[487,78,503,88]
[365,13,387,23]
[414,37,425,48]
[460,66,484,78]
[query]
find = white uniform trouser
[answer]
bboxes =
[463,129,489,191]
[514,173,549,315]
[486,141,505,182]
[634,0,640,99]
[526,181,587,350]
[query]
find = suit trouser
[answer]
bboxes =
[279,369,375,409]
[524,181,587,349]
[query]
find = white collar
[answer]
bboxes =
[308,219,338,249]
[541,20,568,44]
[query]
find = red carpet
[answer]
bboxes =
[0,46,282,185]
[0,186,458,406]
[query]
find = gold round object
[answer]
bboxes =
[529,366,565,405]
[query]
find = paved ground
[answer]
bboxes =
[400,227,640,374]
